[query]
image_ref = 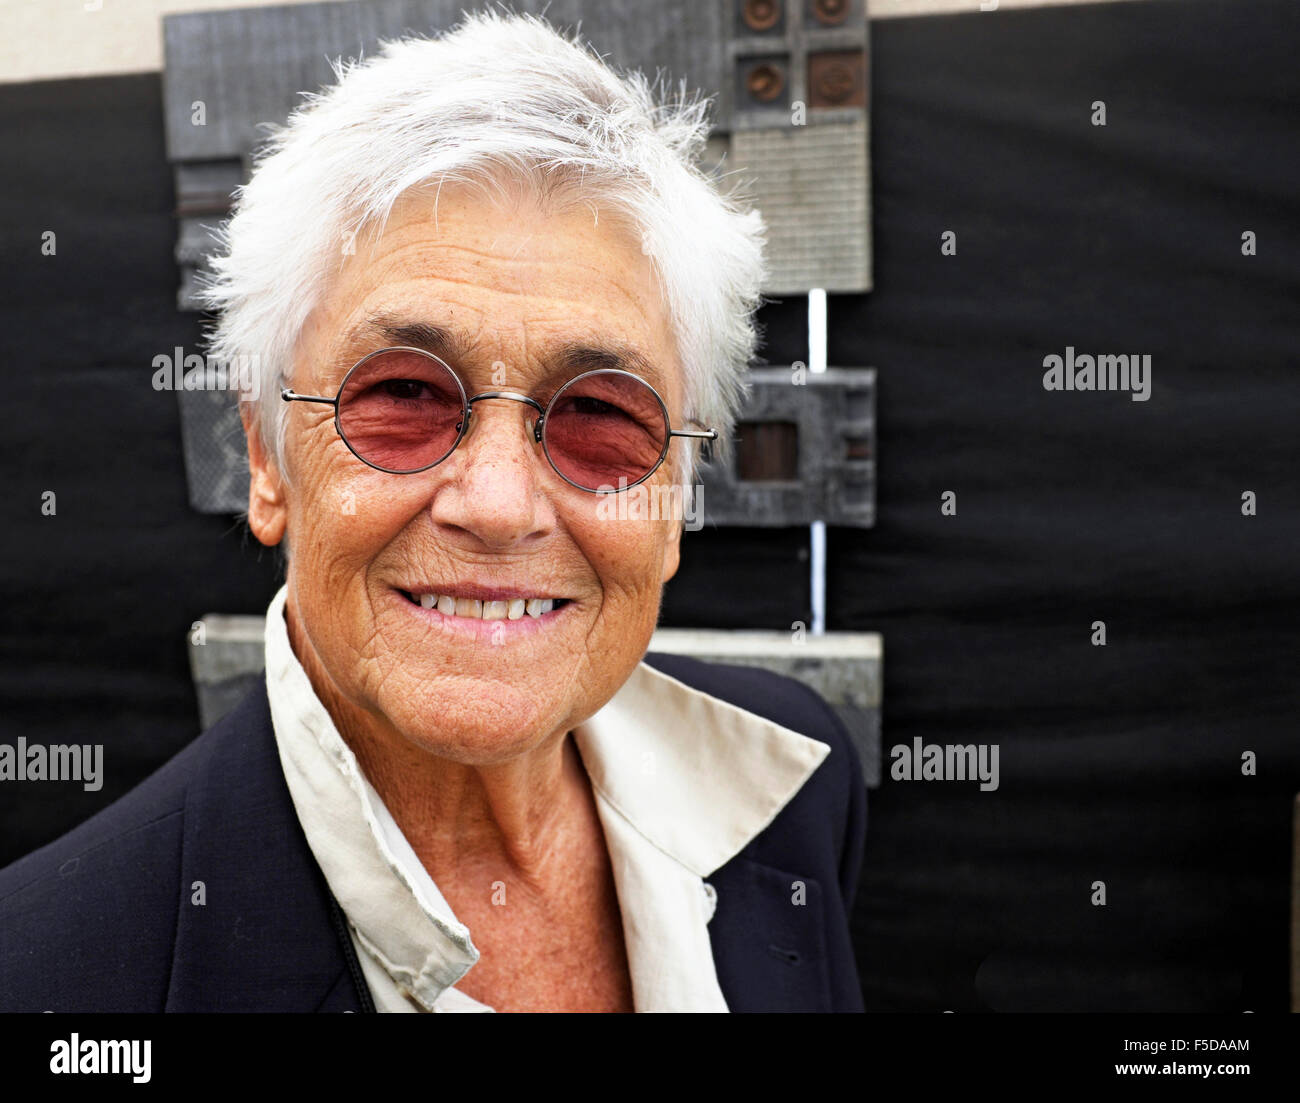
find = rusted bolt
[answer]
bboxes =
[808,50,865,108]
[746,62,785,103]
[813,0,850,25]
[815,62,855,104]
[742,0,781,31]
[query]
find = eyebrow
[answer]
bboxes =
[550,342,666,392]
[348,318,476,369]
[350,313,667,394]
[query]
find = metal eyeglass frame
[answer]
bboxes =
[280,345,718,494]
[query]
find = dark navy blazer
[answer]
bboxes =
[0,653,866,1012]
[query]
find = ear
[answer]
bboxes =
[660,517,683,584]
[241,402,288,547]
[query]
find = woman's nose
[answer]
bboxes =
[428,395,554,548]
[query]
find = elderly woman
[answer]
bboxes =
[0,12,864,1013]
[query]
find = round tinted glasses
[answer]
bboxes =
[281,346,717,493]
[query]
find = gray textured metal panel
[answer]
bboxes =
[162,0,870,295]
[162,0,726,163]
[162,0,875,513]
[174,160,242,310]
[699,366,875,527]
[725,0,871,292]
[731,118,871,292]
[177,389,249,515]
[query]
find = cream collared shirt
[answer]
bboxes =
[262,585,829,1013]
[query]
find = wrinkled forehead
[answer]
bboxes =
[330,312,673,397]
[301,187,683,407]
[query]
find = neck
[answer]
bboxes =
[284,599,588,886]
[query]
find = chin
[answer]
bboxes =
[379,677,570,765]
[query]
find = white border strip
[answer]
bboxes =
[872,0,1153,18]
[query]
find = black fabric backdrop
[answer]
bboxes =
[1,0,1296,1011]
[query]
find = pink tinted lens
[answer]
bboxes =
[544,371,668,490]
[337,350,464,472]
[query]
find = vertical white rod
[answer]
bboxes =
[809,288,828,375]
[810,520,827,637]
[808,290,828,636]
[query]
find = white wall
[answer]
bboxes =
[0,0,348,83]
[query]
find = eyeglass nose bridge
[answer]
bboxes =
[464,390,547,443]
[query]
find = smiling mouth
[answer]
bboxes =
[399,590,572,621]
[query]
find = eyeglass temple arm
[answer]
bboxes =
[669,428,718,440]
[282,388,338,406]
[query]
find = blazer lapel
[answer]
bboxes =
[164,684,364,1012]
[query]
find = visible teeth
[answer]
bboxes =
[414,590,558,620]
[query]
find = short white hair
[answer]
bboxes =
[201,9,767,486]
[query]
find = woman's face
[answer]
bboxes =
[246,186,687,764]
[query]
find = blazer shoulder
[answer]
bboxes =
[0,690,257,1011]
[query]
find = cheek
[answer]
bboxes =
[572,505,675,609]
[283,448,422,596]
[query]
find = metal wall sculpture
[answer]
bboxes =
[161,0,875,529]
